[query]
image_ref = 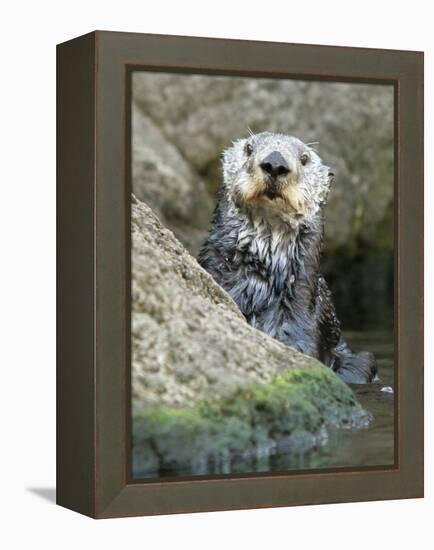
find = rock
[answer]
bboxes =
[132,73,393,251]
[132,73,394,325]
[132,103,213,255]
[131,196,370,477]
[132,195,309,409]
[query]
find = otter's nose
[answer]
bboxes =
[260,151,290,180]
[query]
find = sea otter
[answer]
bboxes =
[198,132,377,384]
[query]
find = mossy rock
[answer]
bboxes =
[131,198,372,478]
[132,366,370,477]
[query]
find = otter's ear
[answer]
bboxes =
[221,141,240,187]
[318,166,334,207]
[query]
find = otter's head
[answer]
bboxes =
[222,132,334,226]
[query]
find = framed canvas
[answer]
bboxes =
[57,30,424,518]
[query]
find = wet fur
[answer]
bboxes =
[198,132,377,384]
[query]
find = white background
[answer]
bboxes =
[1,1,432,548]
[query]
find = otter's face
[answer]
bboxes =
[222,132,333,226]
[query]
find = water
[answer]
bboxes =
[268,330,395,472]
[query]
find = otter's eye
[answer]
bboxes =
[245,142,254,156]
[300,153,309,166]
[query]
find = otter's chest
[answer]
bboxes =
[229,229,301,319]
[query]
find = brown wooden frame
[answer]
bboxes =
[57,30,424,518]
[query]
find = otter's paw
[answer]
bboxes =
[335,351,377,384]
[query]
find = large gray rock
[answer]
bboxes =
[131,196,370,476]
[132,194,320,410]
[132,104,213,254]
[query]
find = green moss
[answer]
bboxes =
[132,366,369,477]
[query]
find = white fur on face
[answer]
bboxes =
[222,132,332,228]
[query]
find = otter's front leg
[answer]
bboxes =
[275,314,322,361]
[315,275,377,383]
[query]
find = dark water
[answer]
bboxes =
[268,330,395,472]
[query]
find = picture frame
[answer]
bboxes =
[57,30,424,518]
